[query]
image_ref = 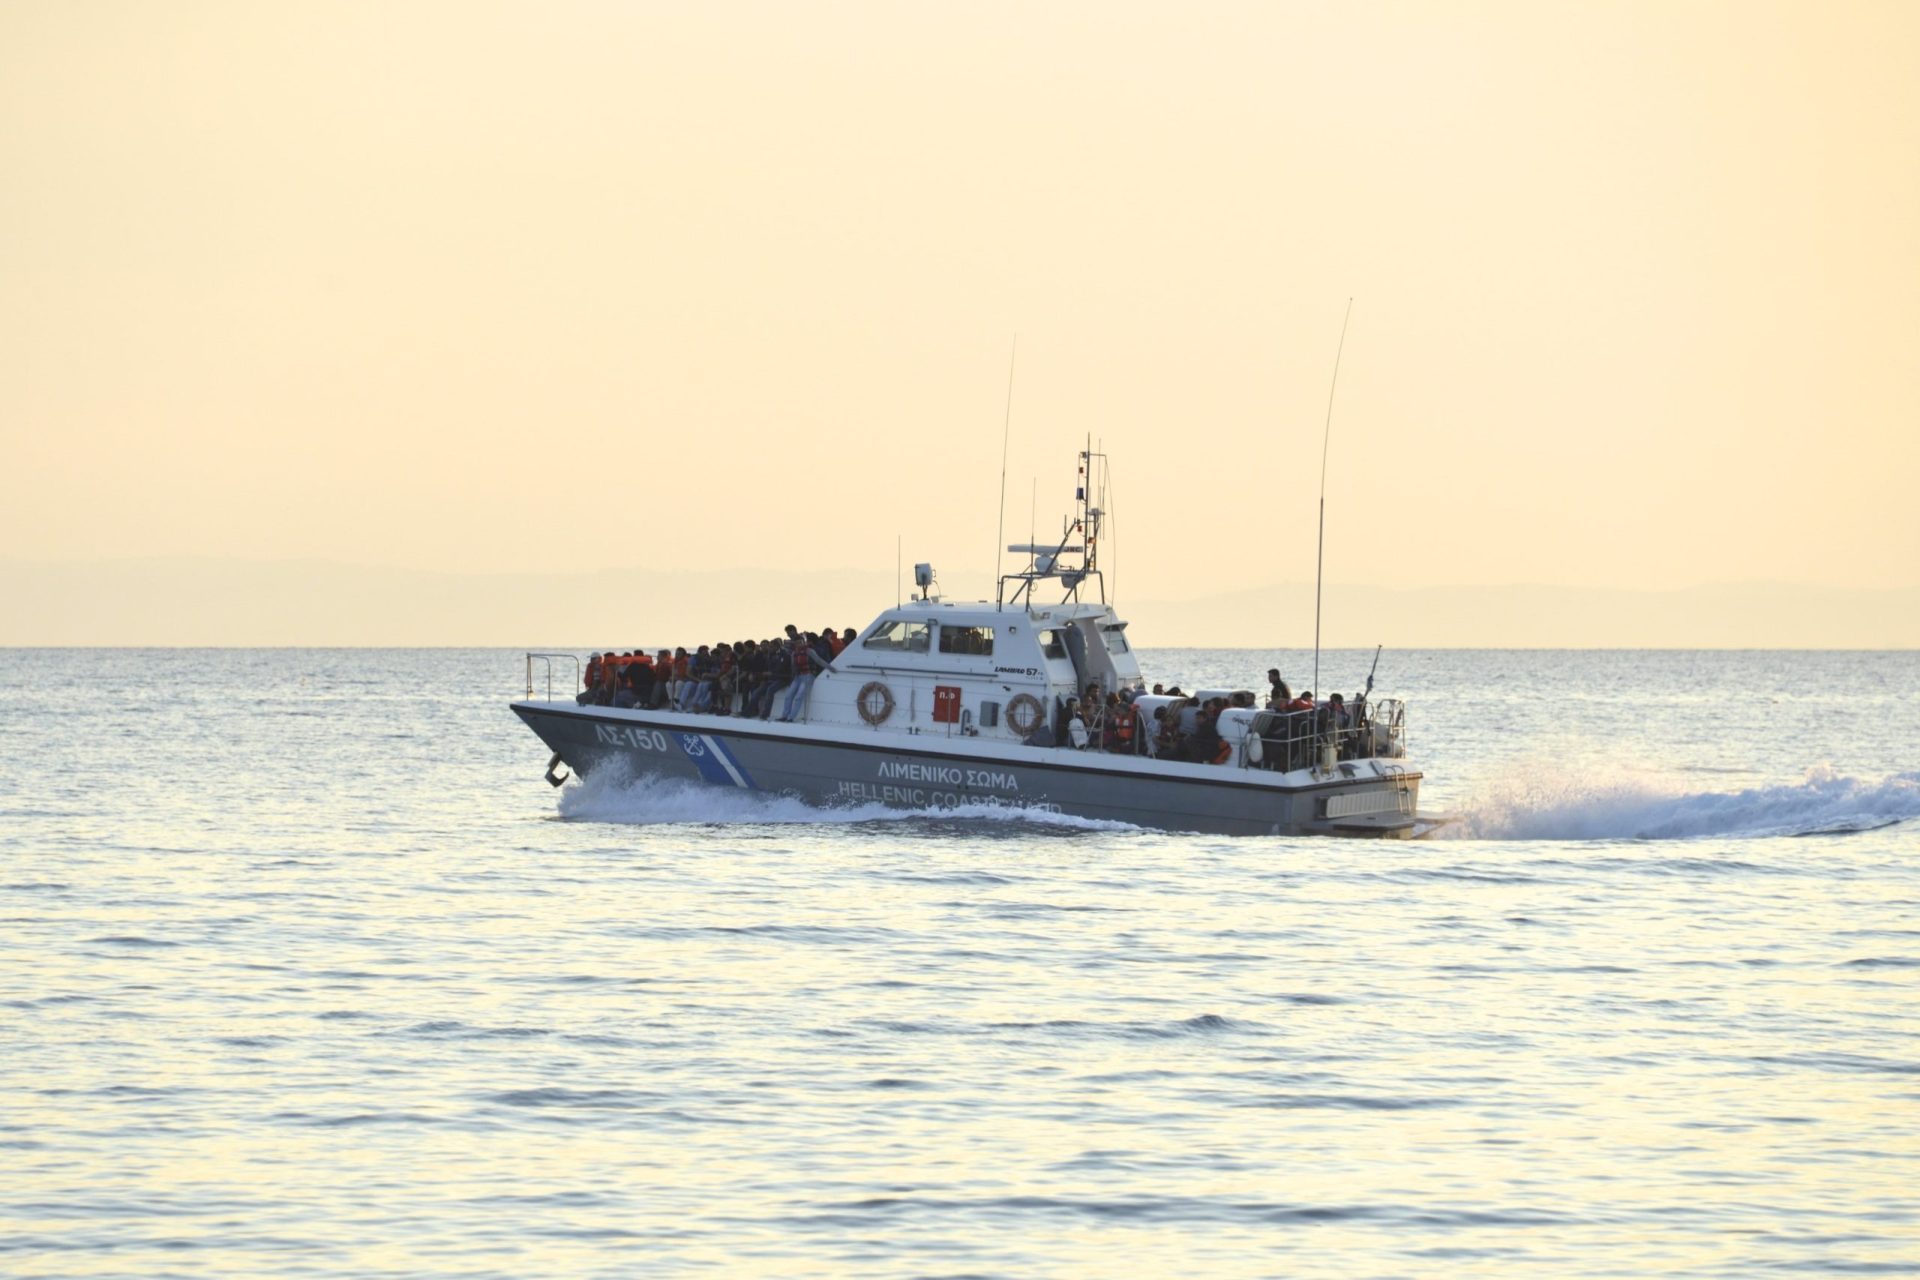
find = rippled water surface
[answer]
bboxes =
[3,648,1917,1277]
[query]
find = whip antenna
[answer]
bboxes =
[1313,298,1353,703]
[993,337,1017,607]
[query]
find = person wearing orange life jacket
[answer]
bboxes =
[582,652,604,702]
[651,650,673,709]
[678,645,715,712]
[610,653,641,709]
[1105,693,1136,753]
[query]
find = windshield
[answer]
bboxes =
[938,626,994,656]
[864,620,931,653]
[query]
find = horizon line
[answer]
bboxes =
[1,555,1913,596]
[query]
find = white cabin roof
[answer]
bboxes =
[867,599,1122,628]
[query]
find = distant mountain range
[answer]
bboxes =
[2,558,1914,648]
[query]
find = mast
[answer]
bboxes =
[1313,298,1354,702]
[993,339,1017,608]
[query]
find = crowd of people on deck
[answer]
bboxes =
[1032,667,1363,767]
[576,625,857,722]
[578,636,1370,767]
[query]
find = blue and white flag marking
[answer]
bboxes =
[677,732,757,790]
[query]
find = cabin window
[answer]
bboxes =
[1101,625,1130,655]
[864,620,931,653]
[1039,629,1069,660]
[937,625,994,656]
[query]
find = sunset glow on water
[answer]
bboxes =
[3,648,1915,1275]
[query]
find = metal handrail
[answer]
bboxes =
[1062,696,1409,769]
[525,652,582,701]
[1244,697,1408,773]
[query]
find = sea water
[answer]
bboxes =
[1,648,1916,1278]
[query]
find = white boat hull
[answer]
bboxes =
[513,701,1429,839]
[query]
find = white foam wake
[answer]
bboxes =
[555,769,1139,833]
[1441,765,1920,841]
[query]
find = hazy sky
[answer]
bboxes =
[3,2,1915,624]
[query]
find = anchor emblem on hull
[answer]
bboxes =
[679,733,707,757]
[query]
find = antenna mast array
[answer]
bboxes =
[999,444,1109,608]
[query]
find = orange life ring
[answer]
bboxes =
[1005,693,1044,736]
[857,681,895,725]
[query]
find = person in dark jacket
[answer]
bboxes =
[1188,704,1224,765]
[810,631,836,669]
[735,640,762,716]
[628,651,655,709]
[710,643,735,715]
[759,640,791,719]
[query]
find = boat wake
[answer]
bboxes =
[1441,765,1920,841]
[555,770,1140,833]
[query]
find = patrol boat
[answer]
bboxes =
[512,451,1437,838]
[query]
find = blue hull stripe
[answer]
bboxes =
[676,732,757,790]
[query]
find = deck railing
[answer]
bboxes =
[525,653,582,701]
[1242,698,1407,773]
[1077,696,1407,771]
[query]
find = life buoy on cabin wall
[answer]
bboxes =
[857,681,896,726]
[1004,693,1044,737]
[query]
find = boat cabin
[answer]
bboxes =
[806,599,1143,740]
